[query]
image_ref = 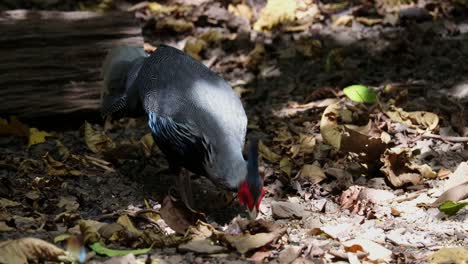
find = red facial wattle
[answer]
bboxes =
[238,181,265,210]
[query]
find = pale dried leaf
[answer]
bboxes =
[432,181,468,207]
[386,108,439,130]
[0,238,66,264]
[299,164,326,184]
[253,0,296,31]
[271,201,305,219]
[427,247,468,264]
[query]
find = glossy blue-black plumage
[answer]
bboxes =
[130,45,248,190]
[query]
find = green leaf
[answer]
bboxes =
[89,242,153,257]
[439,201,468,216]
[343,85,377,103]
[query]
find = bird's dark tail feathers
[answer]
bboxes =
[101,46,147,119]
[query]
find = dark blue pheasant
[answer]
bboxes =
[101,45,264,218]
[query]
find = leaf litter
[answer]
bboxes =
[2,0,468,263]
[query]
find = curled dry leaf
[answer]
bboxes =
[219,220,286,254]
[79,220,102,245]
[116,215,142,239]
[443,162,468,191]
[380,148,422,187]
[342,239,392,262]
[84,121,116,154]
[160,196,201,235]
[340,186,396,215]
[320,102,346,150]
[179,221,226,253]
[432,181,468,207]
[341,126,387,166]
[0,237,66,264]
[386,107,439,130]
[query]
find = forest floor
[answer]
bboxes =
[0,0,467,263]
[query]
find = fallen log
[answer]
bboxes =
[0,10,144,121]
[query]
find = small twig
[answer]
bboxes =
[421,133,468,143]
[391,189,427,203]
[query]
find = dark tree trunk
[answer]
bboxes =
[0,10,144,121]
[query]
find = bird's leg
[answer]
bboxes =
[175,168,197,213]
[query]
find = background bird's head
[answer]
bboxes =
[238,138,264,219]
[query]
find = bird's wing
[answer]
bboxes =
[148,112,212,174]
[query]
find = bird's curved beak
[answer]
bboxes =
[247,207,258,220]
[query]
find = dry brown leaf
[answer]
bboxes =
[84,121,115,154]
[0,238,66,264]
[386,107,439,130]
[259,140,280,162]
[98,223,125,241]
[380,148,422,187]
[341,126,388,165]
[340,186,395,214]
[342,239,392,262]
[298,163,326,184]
[160,196,199,235]
[320,102,345,150]
[79,220,102,245]
[253,0,296,31]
